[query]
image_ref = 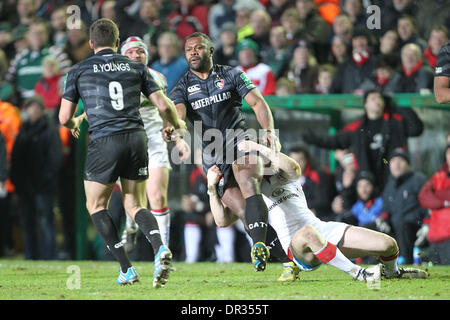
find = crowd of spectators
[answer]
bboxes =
[0,0,449,265]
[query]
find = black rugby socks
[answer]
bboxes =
[244,194,269,244]
[91,210,131,273]
[134,209,164,255]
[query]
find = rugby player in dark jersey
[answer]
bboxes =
[170,32,281,271]
[434,41,450,104]
[59,18,186,287]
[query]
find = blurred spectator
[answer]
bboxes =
[265,26,293,79]
[115,0,164,41]
[208,0,236,47]
[275,77,296,96]
[295,0,330,45]
[233,0,263,42]
[11,0,37,28]
[236,38,277,96]
[6,20,71,104]
[386,43,434,94]
[418,144,450,265]
[34,56,62,116]
[397,14,427,51]
[285,38,318,94]
[358,54,400,94]
[382,148,428,265]
[63,21,91,65]
[213,22,239,67]
[349,171,388,232]
[289,145,335,221]
[10,96,62,260]
[168,0,209,40]
[315,64,335,94]
[378,29,400,57]
[151,31,188,93]
[380,0,417,34]
[415,0,450,42]
[330,13,353,44]
[0,49,14,104]
[49,5,67,47]
[303,90,424,188]
[295,0,330,63]
[266,0,294,27]
[424,25,449,70]
[342,0,366,28]
[245,9,272,64]
[280,8,304,44]
[328,35,349,66]
[100,0,117,21]
[330,27,377,94]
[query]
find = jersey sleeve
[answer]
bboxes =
[169,77,188,105]
[62,65,80,103]
[232,68,256,98]
[435,43,450,77]
[141,66,163,97]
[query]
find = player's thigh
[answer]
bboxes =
[221,185,246,220]
[146,167,169,208]
[84,180,116,214]
[339,226,398,259]
[232,154,263,197]
[120,178,147,218]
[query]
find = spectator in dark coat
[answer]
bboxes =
[382,148,428,264]
[330,27,377,94]
[397,14,427,51]
[10,96,62,260]
[385,43,434,93]
[303,90,424,188]
[380,0,417,35]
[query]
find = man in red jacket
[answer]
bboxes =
[418,144,450,265]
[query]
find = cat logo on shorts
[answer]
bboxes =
[218,177,225,186]
[138,167,148,176]
[272,188,285,197]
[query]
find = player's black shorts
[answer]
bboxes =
[202,131,257,198]
[84,130,149,183]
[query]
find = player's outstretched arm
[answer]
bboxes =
[243,88,280,152]
[238,140,301,181]
[207,165,239,227]
[434,76,450,104]
[149,90,187,131]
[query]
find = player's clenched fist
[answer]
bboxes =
[207,165,223,189]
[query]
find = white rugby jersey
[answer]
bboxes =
[261,172,322,252]
[139,67,167,125]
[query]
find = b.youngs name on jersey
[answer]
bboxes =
[191,91,232,110]
[93,62,131,73]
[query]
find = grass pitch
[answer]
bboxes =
[0,260,448,300]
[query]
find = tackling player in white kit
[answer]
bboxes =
[207,140,428,281]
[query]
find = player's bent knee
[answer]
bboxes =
[381,235,399,255]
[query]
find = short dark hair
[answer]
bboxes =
[288,145,310,160]
[89,18,119,49]
[185,32,214,49]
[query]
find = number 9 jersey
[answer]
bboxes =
[62,48,162,141]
